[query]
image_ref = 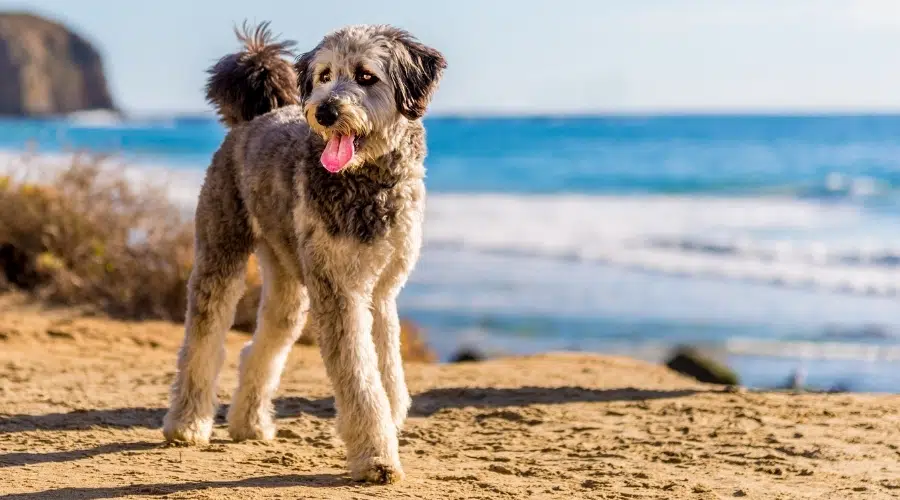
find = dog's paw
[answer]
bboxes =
[228,405,276,442]
[228,422,275,442]
[162,414,213,445]
[349,456,405,484]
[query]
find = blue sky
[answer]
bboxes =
[6,0,900,115]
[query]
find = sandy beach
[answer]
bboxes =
[0,295,898,500]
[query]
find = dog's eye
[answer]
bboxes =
[355,69,378,86]
[318,69,331,84]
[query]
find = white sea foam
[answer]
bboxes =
[65,110,124,128]
[64,110,180,130]
[724,338,900,362]
[423,194,900,297]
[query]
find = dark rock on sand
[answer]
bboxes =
[0,12,117,117]
[665,345,739,386]
[449,347,486,363]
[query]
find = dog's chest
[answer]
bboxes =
[304,166,414,244]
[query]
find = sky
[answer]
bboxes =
[5,0,900,115]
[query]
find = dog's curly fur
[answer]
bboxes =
[205,22,300,126]
[162,23,445,483]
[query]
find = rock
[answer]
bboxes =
[665,345,739,386]
[449,346,486,363]
[0,12,117,117]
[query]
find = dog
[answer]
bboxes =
[161,22,445,484]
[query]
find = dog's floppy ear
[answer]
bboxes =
[295,47,319,104]
[390,32,446,120]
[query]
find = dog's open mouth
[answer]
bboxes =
[320,134,363,173]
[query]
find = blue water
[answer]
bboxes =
[2,113,900,392]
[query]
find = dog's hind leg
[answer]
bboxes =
[163,156,255,445]
[227,242,307,441]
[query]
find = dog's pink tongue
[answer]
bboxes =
[321,134,356,173]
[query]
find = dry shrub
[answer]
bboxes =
[0,154,201,319]
[398,319,437,363]
[0,154,434,362]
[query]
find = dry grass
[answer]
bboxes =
[0,153,435,362]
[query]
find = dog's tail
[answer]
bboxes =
[205,22,299,127]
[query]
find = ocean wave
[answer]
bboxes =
[646,236,900,268]
[65,110,125,128]
[724,338,900,361]
[64,111,179,131]
[424,194,900,297]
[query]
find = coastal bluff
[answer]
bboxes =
[0,12,116,117]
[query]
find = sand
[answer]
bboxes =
[0,295,898,499]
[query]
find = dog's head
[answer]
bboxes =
[295,25,446,173]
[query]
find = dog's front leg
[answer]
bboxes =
[372,222,421,430]
[372,295,411,429]
[372,257,413,430]
[306,268,403,484]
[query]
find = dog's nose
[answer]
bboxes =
[315,103,339,127]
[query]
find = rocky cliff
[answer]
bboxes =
[0,12,117,117]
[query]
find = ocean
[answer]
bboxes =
[2,113,900,392]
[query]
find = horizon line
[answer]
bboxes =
[123,108,900,119]
[14,107,900,122]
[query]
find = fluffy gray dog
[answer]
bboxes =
[162,22,446,484]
